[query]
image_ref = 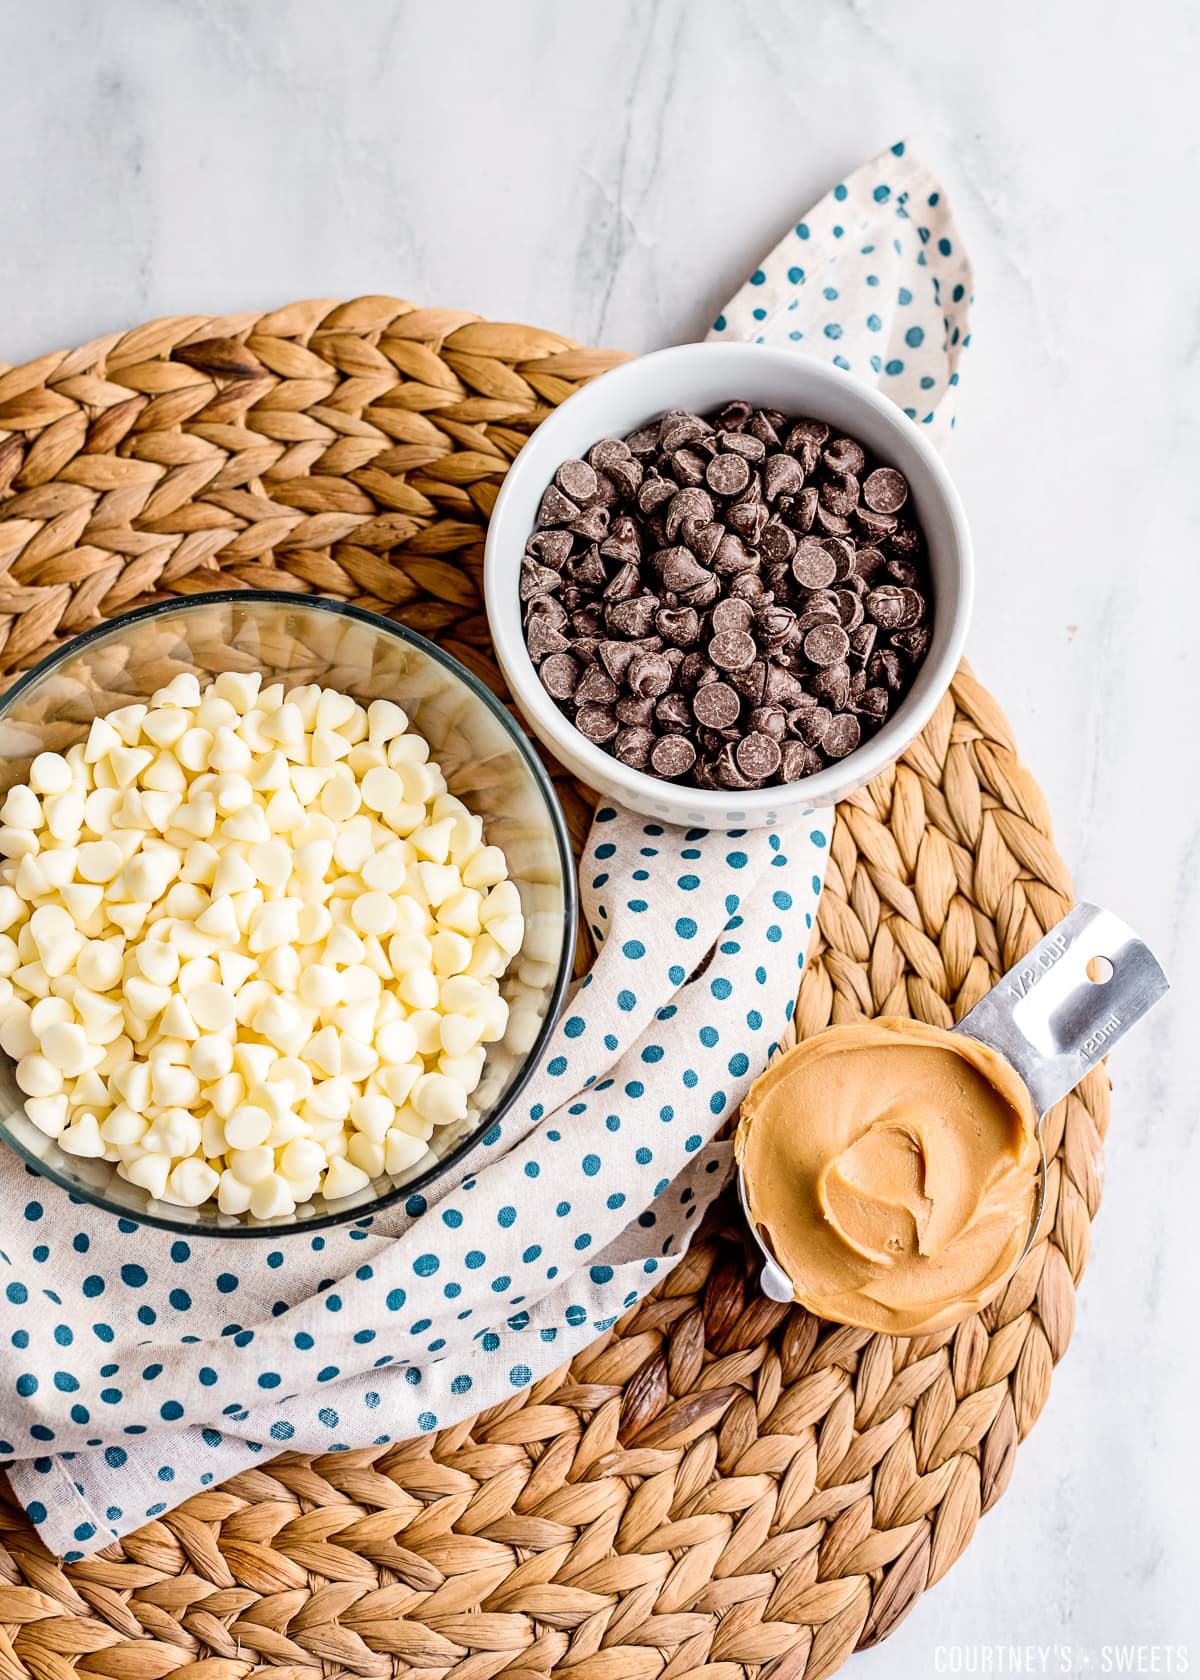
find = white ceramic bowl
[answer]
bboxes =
[485,342,973,828]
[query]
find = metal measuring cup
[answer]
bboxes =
[738,902,1170,1307]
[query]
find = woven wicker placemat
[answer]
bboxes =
[0,300,1107,1680]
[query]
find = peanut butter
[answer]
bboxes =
[736,1019,1040,1336]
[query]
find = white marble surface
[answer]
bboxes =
[0,0,1195,1667]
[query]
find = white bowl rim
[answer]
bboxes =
[485,342,974,816]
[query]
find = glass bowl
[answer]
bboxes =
[0,592,576,1236]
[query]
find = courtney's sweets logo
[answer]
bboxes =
[933,1646,1189,1675]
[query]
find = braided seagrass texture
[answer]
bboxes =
[0,300,1108,1679]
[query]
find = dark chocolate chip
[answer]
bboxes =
[660,412,711,452]
[854,546,889,582]
[892,625,930,661]
[755,604,798,648]
[627,652,673,698]
[720,431,766,461]
[537,484,580,526]
[525,593,567,631]
[737,731,782,781]
[528,528,573,568]
[626,423,662,457]
[650,735,697,779]
[520,559,562,600]
[823,437,866,476]
[810,661,851,710]
[600,515,643,564]
[637,474,675,514]
[539,652,581,700]
[763,453,806,502]
[762,664,806,707]
[715,742,756,789]
[759,519,797,562]
[725,498,768,545]
[711,597,755,636]
[527,617,571,662]
[613,726,655,770]
[576,704,618,744]
[692,682,741,728]
[665,487,715,541]
[865,585,908,628]
[781,739,824,781]
[709,628,757,671]
[705,452,751,497]
[569,504,610,542]
[823,537,857,582]
[566,546,606,590]
[655,605,701,646]
[835,590,865,632]
[824,713,862,758]
[719,400,753,431]
[820,473,859,518]
[670,448,708,487]
[803,623,851,668]
[615,695,655,727]
[792,538,838,589]
[795,705,832,746]
[603,561,641,602]
[575,666,618,706]
[850,622,878,663]
[655,692,693,731]
[678,574,721,607]
[859,686,890,722]
[556,458,598,504]
[653,545,711,592]
[728,571,767,601]
[862,466,909,514]
[868,648,906,692]
[587,437,632,471]
[606,599,662,645]
[749,704,788,740]
[712,531,757,576]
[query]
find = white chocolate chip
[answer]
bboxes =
[0,677,524,1217]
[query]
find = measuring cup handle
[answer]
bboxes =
[953,902,1168,1120]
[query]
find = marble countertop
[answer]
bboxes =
[0,0,1194,1667]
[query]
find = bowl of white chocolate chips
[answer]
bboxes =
[0,593,576,1233]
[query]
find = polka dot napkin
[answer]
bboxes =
[1,140,973,1557]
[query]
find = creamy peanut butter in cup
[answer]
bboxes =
[736,1020,1040,1336]
[735,904,1169,1338]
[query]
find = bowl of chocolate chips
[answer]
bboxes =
[485,343,973,828]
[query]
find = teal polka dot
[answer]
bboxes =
[787,265,805,283]
[885,358,904,375]
[712,313,726,332]
[563,1016,585,1038]
[749,268,766,285]
[622,940,645,960]
[582,1154,601,1176]
[905,326,925,347]
[498,1206,517,1228]
[866,313,882,332]
[823,322,842,340]
[675,916,697,939]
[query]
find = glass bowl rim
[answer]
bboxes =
[0,588,578,1237]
